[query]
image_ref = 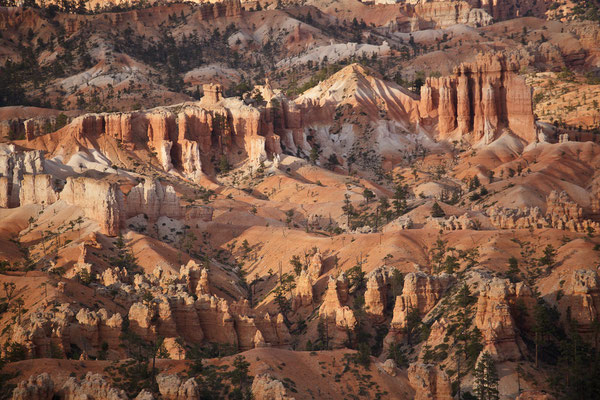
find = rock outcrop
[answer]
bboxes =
[0,145,45,208]
[11,373,54,400]
[61,372,127,400]
[293,270,314,310]
[61,176,122,236]
[18,174,59,206]
[364,267,397,322]
[386,272,452,345]
[319,274,356,347]
[420,53,536,144]
[57,87,285,178]
[156,374,199,400]
[489,191,600,233]
[251,374,294,400]
[408,363,453,400]
[427,214,476,231]
[475,278,534,361]
[58,175,211,236]
[555,270,600,340]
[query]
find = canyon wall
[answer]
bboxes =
[420,53,537,144]
[59,84,283,179]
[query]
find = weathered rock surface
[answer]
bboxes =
[251,374,294,400]
[489,191,600,233]
[408,363,453,400]
[61,372,127,400]
[474,278,534,361]
[319,274,356,347]
[555,269,600,340]
[420,53,537,144]
[0,145,45,208]
[385,272,452,345]
[156,374,199,400]
[11,373,54,400]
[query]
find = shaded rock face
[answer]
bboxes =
[11,373,54,400]
[474,277,535,361]
[420,53,536,144]
[556,270,600,340]
[293,270,314,310]
[408,363,453,400]
[385,272,452,346]
[319,274,357,347]
[156,374,199,400]
[363,266,397,322]
[516,391,556,400]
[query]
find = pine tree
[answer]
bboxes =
[431,202,445,218]
[392,184,408,216]
[507,256,520,283]
[474,352,499,400]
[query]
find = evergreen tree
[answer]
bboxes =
[474,352,499,400]
[507,256,520,283]
[431,202,445,218]
[362,188,375,204]
[392,184,408,216]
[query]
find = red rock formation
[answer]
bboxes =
[293,270,314,310]
[556,270,600,340]
[408,363,453,400]
[319,274,356,347]
[57,94,284,178]
[489,191,600,233]
[475,278,534,361]
[420,53,536,144]
[385,272,452,346]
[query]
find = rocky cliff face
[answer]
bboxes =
[57,85,284,178]
[0,145,45,208]
[555,270,600,340]
[410,1,493,30]
[397,0,550,23]
[408,363,453,400]
[61,176,123,236]
[385,272,452,346]
[57,175,211,236]
[319,274,357,347]
[420,53,537,144]
[466,0,550,21]
[474,277,534,361]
